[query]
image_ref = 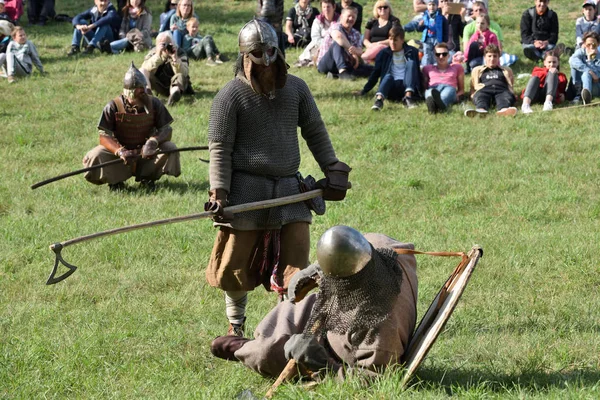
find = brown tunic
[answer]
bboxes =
[234,233,418,378]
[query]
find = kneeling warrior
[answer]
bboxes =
[210,225,418,379]
[82,62,181,190]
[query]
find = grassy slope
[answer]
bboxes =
[1,0,599,398]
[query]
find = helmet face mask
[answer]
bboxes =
[247,45,277,66]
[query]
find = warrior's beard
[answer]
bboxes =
[243,54,277,97]
[124,89,151,112]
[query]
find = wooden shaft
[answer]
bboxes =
[265,359,298,399]
[31,146,208,190]
[50,189,323,251]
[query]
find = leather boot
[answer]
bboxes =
[210,336,250,361]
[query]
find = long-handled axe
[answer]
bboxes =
[46,189,324,285]
[31,146,209,190]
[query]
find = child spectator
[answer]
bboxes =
[182,17,223,66]
[357,25,420,110]
[569,31,600,105]
[576,1,600,49]
[2,26,44,83]
[412,0,448,66]
[169,0,197,47]
[465,44,516,117]
[521,50,567,113]
[423,42,464,113]
[462,1,503,53]
[464,14,499,71]
[68,0,120,56]
[105,0,152,54]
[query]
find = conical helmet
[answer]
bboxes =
[123,61,147,89]
[238,19,279,66]
[316,226,372,277]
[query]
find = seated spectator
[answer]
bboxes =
[3,0,22,23]
[335,0,361,32]
[403,0,426,32]
[141,31,192,106]
[357,25,420,111]
[0,0,17,24]
[576,1,600,50]
[182,17,224,66]
[463,0,488,23]
[169,0,198,47]
[465,44,516,117]
[520,0,558,62]
[27,0,54,25]
[285,0,319,48]
[521,50,567,113]
[295,0,338,67]
[67,0,120,56]
[105,0,152,54]
[361,0,400,64]
[317,7,371,79]
[569,31,600,105]
[160,0,177,29]
[423,42,464,113]
[1,26,44,83]
[464,14,500,71]
[462,1,502,53]
[414,0,448,66]
[439,0,466,53]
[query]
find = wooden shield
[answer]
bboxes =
[400,245,483,388]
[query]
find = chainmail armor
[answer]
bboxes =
[305,247,403,348]
[208,74,338,226]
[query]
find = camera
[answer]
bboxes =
[165,43,175,54]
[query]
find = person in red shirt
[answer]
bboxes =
[521,50,567,113]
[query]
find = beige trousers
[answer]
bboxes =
[82,142,181,185]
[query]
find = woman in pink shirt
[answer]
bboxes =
[423,42,465,113]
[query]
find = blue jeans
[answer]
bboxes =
[581,70,600,98]
[376,66,416,101]
[425,84,457,107]
[110,38,130,54]
[421,38,438,66]
[522,43,555,62]
[72,25,114,48]
[317,42,350,74]
[173,29,184,47]
[571,68,583,86]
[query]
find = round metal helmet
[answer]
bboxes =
[123,61,147,90]
[316,226,372,277]
[238,19,279,66]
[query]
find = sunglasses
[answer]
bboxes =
[435,52,449,57]
[377,6,389,10]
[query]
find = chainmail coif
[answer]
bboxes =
[305,247,403,347]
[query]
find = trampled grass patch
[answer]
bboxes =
[1,0,599,398]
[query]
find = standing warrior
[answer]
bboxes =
[205,19,351,337]
[83,62,181,191]
[210,225,418,379]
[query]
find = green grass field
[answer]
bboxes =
[1,0,599,398]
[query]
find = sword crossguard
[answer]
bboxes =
[46,243,78,285]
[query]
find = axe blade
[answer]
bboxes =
[46,243,78,285]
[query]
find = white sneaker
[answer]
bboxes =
[521,103,533,114]
[543,101,553,111]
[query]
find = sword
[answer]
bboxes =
[31,146,208,190]
[46,189,324,285]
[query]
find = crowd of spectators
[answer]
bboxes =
[1,0,599,115]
